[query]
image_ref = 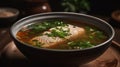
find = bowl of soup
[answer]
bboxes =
[10,12,115,66]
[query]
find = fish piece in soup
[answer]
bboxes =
[29,24,85,49]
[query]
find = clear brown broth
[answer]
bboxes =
[16,20,108,49]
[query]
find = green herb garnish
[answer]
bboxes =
[85,26,106,39]
[32,40,42,47]
[28,20,68,33]
[68,40,94,49]
[45,26,71,38]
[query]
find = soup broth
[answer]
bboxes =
[16,20,107,50]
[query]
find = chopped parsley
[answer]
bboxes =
[32,40,42,47]
[85,26,106,40]
[27,20,68,33]
[45,26,71,38]
[68,40,94,49]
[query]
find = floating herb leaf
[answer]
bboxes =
[68,40,94,49]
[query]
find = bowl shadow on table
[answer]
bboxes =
[0,57,80,67]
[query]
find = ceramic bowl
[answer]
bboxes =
[0,7,19,27]
[10,12,115,66]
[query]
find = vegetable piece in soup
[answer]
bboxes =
[16,20,107,49]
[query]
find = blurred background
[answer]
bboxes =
[0,0,120,16]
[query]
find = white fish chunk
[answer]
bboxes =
[30,24,85,48]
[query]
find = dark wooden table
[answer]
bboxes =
[0,28,11,53]
[0,15,120,67]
